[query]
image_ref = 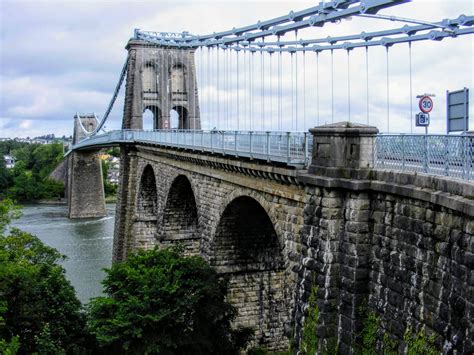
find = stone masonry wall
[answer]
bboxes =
[113,144,472,353]
[294,186,473,354]
[113,148,308,351]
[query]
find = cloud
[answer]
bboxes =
[0,0,473,137]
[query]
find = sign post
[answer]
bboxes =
[416,94,434,134]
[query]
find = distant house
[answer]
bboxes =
[3,155,15,169]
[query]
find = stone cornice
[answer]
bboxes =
[298,169,474,217]
[133,144,303,186]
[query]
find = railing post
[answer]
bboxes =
[444,135,449,176]
[423,135,429,173]
[304,132,309,167]
[222,131,225,154]
[249,131,253,159]
[201,131,204,152]
[192,129,195,148]
[462,136,468,180]
[211,131,214,153]
[286,132,291,163]
[266,131,270,162]
[401,135,405,171]
[469,136,473,181]
[234,131,238,157]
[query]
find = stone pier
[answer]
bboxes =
[67,114,106,218]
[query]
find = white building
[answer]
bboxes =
[3,155,15,169]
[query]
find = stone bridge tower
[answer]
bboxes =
[123,39,201,130]
[67,114,106,218]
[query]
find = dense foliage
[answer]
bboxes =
[0,142,64,201]
[101,159,118,197]
[88,247,252,354]
[0,200,91,353]
[0,200,252,354]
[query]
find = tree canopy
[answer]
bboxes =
[0,141,64,201]
[88,247,252,354]
[0,200,91,354]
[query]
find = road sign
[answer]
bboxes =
[447,87,469,133]
[419,96,433,113]
[416,112,430,126]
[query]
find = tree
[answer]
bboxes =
[4,143,64,201]
[101,160,117,197]
[0,200,91,353]
[88,247,252,354]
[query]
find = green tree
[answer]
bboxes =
[31,143,63,179]
[101,160,117,197]
[0,200,91,354]
[88,247,252,354]
[4,143,64,201]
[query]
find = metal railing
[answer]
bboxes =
[70,130,474,180]
[71,129,312,167]
[375,134,474,180]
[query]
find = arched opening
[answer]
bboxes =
[169,109,179,129]
[171,106,188,129]
[170,64,186,93]
[142,65,157,92]
[159,175,199,255]
[143,106,161,130]
[212,196,287,350]
[133,165,157,250]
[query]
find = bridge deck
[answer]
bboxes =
[70,130,312,168]
[69,130,474,180]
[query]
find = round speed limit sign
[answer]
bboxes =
[419,96,433,113]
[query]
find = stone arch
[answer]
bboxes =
[211,194,289,350]
[211,189,284,248]
[132,164,158,250]
[142,64,157,92]
[170,63,186,93]
[158,174,200,255]
[143,105,162,129]
[171,105,188,129]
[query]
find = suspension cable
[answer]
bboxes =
[295,31,299,131]
[278,48,282,131]
[409,41,413,133]
[303,50,306,130]
[270,52,273,131]
[216,46,220,129]
[331,49,334,123]
[291,52,294,130]
[347,49,351,122]
[261,49,264,131]
[237,49,240,130]
[316,51,320,126]
[366,46,369,125]
[386,46,390,133]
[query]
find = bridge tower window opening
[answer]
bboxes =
[170,64,186,95]
[143,106,161,130]
[212,196,287,348]
[170,106,188,129]
[142,64,157,93]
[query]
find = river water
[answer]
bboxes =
[11,204,115,304]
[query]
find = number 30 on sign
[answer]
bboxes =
[419,96,433,113]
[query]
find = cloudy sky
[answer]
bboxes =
[0,0,473,137]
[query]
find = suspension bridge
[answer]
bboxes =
[65,1,474,352]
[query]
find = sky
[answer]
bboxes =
[0,0,473,138]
